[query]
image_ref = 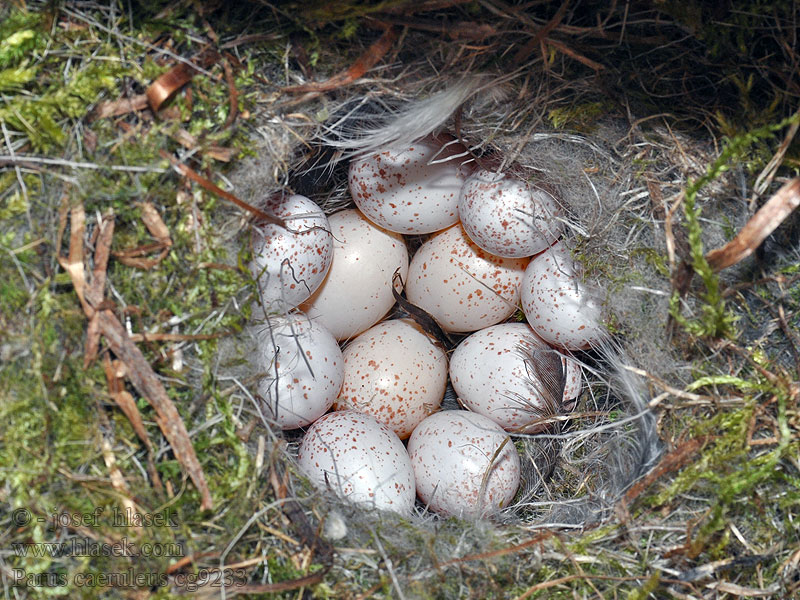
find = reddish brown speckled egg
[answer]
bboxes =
[450,323,581,430]
[254,312,343,430]
[405,224,529,333]
[458,170,564,258]
[349,136,474,234]
[334,318,447,439]
[407,411,520,518]
[521,242,607,350]
[300,209,409,341]
[297,410,416,514]
[250,194,332,309]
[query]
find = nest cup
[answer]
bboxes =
[235,75,664,530]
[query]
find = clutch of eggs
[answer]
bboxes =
[251,136,606,518]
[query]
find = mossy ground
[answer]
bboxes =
[1,2,799,599]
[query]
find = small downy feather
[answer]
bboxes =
[321,75,491,158]
[510,345,567,507]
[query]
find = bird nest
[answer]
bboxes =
[3,2,799,598]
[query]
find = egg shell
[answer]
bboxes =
[300,209,409,341]
[407,410,520,518]
[450,322,577,431]
[254,312,343,430]
[349,136,474,234]
[335,318,447,439]
[405,224,529,333]
[297,410,416,513]
[251,195,333,309]
[458,170,564,258]
[521,242,606,350]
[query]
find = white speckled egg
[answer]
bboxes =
[458,170,563,258]
[300,209,409,340]
[521,242,607,350]
[251,195,333,309]
[335,319,447,439]
[349,136,474,234]
[407,411,520,518]
[405,224,529,333]
[297,410,416,513]
[254,312,343,430]
[450,322,569,431]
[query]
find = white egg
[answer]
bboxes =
[521,242,607,350]
[458,170,563,258]
[254,312,343,430]
[300,209,409,341]
[349,136,473,234]
[405,224,529,333]
[297,410,416,514]
[335,319,447,439]
[251,194,333,309]
[407,411,520,518]
[450,323,576,431]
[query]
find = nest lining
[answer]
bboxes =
[224,71,686,531]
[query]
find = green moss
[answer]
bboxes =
[628,247,670,278]
[548,101,609,131]
[685,374,769,394]
[626,572,661,599]
[0,12,46,69]
[640,376,795,558]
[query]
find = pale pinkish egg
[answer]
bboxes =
[521,242,607,350]
[334,318,447,439]
[297,410,416,514]
[458,170,563,258]
[407,411,520,518]
[251,194,333,309]
[349,136,474,234]
[450,322,578,431]
[254,312,343,430]
[300,209,409,341]
[405,224,529,333]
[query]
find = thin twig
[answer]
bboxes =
[0,155,167,173]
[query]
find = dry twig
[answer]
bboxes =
[160,150,285,227]
[57,202,213,510]
[283,26,398,93]
[706,178,800,272]
[96,310,214,511]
